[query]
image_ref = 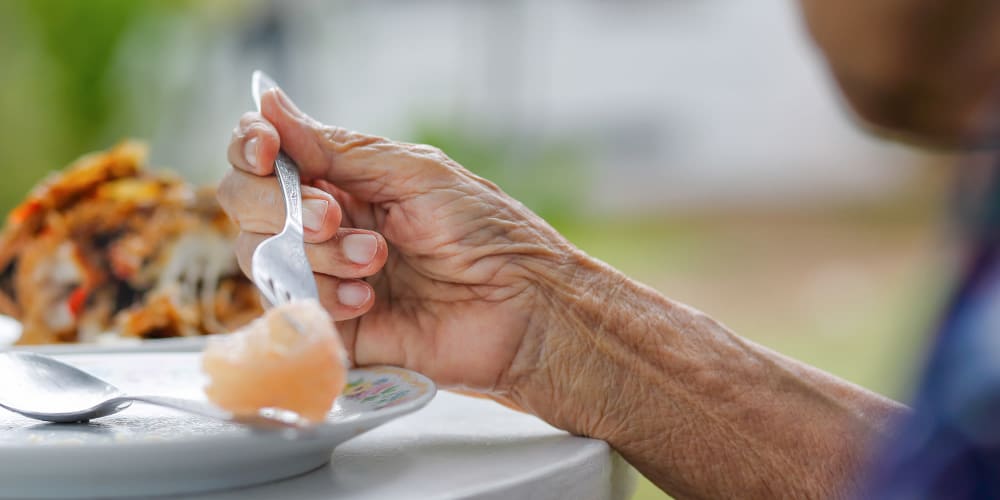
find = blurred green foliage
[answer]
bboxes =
[0,5,944,500]
[22,1,171,151]
[0,0,202,215]
[564,215,944,500]
[0,0,589,225]
[410,122,590,227]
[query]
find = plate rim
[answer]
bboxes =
[0,352,437,450]
[0,313,234,354]
[7,333,214,354]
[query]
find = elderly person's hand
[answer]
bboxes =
[222,88,906,499]
[221,88,578,397]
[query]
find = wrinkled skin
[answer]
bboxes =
[220,0,1000,493]
[220,88,575,395]
[221,89,907,499]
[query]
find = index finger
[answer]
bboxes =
[227,111,280,176]
[258,88,462,203]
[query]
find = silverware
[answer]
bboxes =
[0,351,309,429]
[0,351,308,428]
[249,70,320,306]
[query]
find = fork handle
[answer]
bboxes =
[274,151,304,233]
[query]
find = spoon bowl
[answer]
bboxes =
[0,351,128,422]
[0,352,305,428]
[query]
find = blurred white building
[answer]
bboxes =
[134,0,933,214]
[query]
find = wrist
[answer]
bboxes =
[494,239,909,498]
[500,248,653,439]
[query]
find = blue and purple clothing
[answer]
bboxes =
[864,163,1000,498]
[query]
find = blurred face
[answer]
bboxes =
[798,0,1000,147]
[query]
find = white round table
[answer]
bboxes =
[186,390,634,500]
[2,335,635,500]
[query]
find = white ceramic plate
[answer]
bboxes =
[0,353,436,499]
[0,315,21,347]
[0,314,228,354]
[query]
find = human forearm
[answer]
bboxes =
[504,252,908,499]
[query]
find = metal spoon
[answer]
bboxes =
[0,351,308,429]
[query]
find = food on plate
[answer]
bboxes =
[201,299,348,423]
[0,141,262,344]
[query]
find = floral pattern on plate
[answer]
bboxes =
[342,366,434,410]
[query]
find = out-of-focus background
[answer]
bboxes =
[0,0,964,498]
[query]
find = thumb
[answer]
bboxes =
[260,88,455,203]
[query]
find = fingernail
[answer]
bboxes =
[338,282,371,308]
[244,137,259,170]
[302,199,328,232]
[343,234,378,265]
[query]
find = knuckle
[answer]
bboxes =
[216,173,238,206]
[410,143,445,159]
[322,125,350,143]
[321,125,384,150]
[252,181,281,210]
[418,144,452,167]
[408,143,459,176]
[238,214,274,232]
[238,111,260,129]
[319,127,346,150]
[246,121,276,138]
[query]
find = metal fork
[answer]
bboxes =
[248,70,320,306]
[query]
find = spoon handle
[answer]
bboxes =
[114,395,309,430]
